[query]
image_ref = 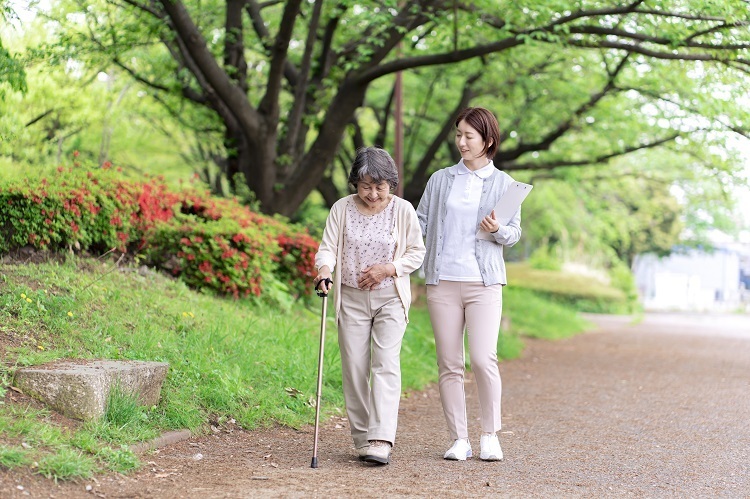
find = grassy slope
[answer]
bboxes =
[0,257,601,479]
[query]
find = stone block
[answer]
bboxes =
[13,360,169,421]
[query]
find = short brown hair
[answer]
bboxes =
[455,107,501,158]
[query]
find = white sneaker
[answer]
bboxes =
[363,440,391,465]
[356,445,370,461]
[479,434,503,461]
[444,438,472,460]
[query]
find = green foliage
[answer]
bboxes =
[503,287,593,340]
[8,0,744,219]
[528,246,562,271]
[84,385,160,444]
[104,384,144,428]
[0,445,30,469]
[146,215,278,299]
[0,42,27,97]
[608,259,639,305]
[0,162,180,254]
[96,446,140,473]
[36,447,96,481]
[0,163,318,300]
[507,262,638,314]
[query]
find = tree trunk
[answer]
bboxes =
[268,80,368,216]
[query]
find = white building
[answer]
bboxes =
[633,234,750,312]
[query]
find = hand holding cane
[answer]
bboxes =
[311,277,332,469]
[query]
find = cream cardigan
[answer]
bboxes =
[315,195,426,323]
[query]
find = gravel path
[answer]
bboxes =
[3,313,749,498]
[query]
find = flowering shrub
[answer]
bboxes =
[0,161,319,299]
[0,165,182,254]
[275,232,318,298]
[145,216,279,298]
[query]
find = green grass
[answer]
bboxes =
[504,287,595,340]
[0,256,602,479]
[507,262,637,313]
[36,447,97,482]
[0,444,30,469]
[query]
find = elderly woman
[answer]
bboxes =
[314,147,425,465]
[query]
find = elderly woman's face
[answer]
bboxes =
[356,175,390,208]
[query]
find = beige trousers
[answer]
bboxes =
[426,280,503,440]
[338,284,406,449]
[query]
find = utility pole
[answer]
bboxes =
[394,65,404,197]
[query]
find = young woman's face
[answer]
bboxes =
[455,119,488,162]
[356,175,390,208]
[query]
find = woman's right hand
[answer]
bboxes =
[313,267,332,293]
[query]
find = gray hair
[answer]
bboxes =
[347,147,400,191]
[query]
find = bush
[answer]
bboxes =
[146,216,279,298]
[0,161,318,299]
[0,164,181,254]
[528,245,562,271]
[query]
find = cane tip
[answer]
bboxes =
[310,457,318,468]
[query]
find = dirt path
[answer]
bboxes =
[3,313,749,498]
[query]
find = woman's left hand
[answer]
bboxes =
[480,209,501,233]
[358,264,395,290]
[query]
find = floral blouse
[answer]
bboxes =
[341,197,396,289]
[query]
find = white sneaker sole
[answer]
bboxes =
[479,453,503,461]
[444,449,472,461]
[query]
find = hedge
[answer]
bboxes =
[0,162,317,300]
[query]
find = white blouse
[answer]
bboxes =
[439,161,495,281]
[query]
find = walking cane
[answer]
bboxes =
[311,277,332,469]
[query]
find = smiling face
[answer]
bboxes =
[356,175,391,209]
[455,119,491,165]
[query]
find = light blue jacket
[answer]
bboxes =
[416,162,522,286]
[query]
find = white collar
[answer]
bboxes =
[452,159,495,179]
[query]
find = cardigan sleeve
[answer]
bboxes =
[314,198,346,272]
[392,200,426,277]
[490,207,522,247]
[415,176,433,238]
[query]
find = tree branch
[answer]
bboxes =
[258,0,302,119]
[280,0,323,159]
[25,109,56,128]
[403,72,481,202]
[497,55,629,163]
[505,133,680,171]
[224,0,248,92]
[357,37,523,82]
[244,0,299,87]
[157,0,261,137]
[567,39,750,67]
[620,86,750,139]
[567,25,750,51]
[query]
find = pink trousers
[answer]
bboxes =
[426,280,503,440]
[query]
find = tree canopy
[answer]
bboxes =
[2,0,750,276]
[29,0,750,217]
[0,3,27,98]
